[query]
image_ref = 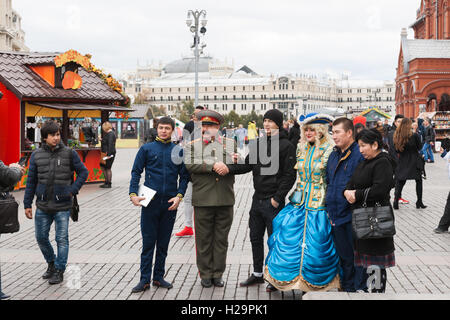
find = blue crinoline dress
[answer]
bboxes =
[264,141,341,292]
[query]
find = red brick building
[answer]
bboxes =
[396,0,450,118]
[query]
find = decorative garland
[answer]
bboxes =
[54,50,130,108]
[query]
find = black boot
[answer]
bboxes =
[393,199,399,210]
[48,269,64,285]
[416,201,427,209]
[42,262,56,279]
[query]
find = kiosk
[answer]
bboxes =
[0,50,131,188]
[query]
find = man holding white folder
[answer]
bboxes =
[129,117,190,293]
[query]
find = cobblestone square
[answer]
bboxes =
[1,148,449,300]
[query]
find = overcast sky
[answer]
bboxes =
[13,0,420,80]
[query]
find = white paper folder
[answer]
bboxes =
[138,184,157,207]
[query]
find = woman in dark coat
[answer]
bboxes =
[0,160,24,300]
[393,118,426,210]
[100,122,117,188]
[344,129,396,293]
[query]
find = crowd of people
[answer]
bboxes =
[0,107,448,299]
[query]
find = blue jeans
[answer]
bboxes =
[422,143,434,162]
[331,222,368,292]
[35,209,70,272]
[140,196,177,284]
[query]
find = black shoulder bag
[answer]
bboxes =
[0,192,20,234]
[352,188,396,240]
[69,150,79,222]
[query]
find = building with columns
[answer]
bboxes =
[122,57,395,120]
[396,0,450,118]
[0,0,28,52]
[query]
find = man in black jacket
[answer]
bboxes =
[227,109,297,292]
[24,120,88,285]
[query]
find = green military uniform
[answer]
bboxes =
[184,110,237,281]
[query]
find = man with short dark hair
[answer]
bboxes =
[326,117,367,292]
[129,116,190,292]
[24,120,88,285]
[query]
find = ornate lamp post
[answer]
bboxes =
[186,10,207,108]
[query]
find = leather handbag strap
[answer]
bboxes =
[362,188,370,208]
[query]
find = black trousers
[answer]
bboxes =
[395,178,423,202]
[249,196,284,273]
[438,191,450,231]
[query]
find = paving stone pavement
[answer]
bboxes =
[0,148,449,300]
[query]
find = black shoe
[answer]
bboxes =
[131,281,150,293]
[434,228,448,234]
[48,269,64,285]
[201,279,213,288]
[42,262,56,280]
[0,292,10,300]
[213,278,224,287]
[266,283,278,292]
[100,183,111,188]
[416,201,427,209]
[240,274,264,287]
[153,279,173,289]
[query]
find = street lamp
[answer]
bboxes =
[303,98,307,116]
[187,10,207,108]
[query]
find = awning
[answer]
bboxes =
[32,102,134,112]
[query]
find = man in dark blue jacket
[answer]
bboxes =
[24,120,88,285]
[325,118,367,292]
[129,117,189,293]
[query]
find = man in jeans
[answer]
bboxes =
[422,118,436,163]
[326,118,368,292]
[24,120,88,285]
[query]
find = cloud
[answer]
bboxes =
[13,0,420,80]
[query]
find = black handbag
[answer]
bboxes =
[70,195,79,222]
[352,188,396,240]
[0,192,20,234]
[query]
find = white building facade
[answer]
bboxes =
[0,0,28,52]
[122,56,395,120]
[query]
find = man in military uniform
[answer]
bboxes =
[184,110,237,288]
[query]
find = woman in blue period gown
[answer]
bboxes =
[264,113,341,292]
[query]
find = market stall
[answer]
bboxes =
[418,111,450,148]
[0,50,131,189]
[358,107,391,128]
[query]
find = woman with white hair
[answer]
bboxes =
[265,113,341,292]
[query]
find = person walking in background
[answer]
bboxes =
[288,119,301,147]
[234,124,247,152]
[227,109,296,292]
[393,118,427,210]
[129,117,189,293]
[344,129,396,293]
[100,122,117,188]
[265,113,341,293]
[0,160,25,300]
[434,139,450,234]
[144,119,158,144]
[387,114,410,205]
[326,118,367,292]
[175,106,204,238]
[247,121,258,143]
[24,120,88,286]
[422,118,436,163]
